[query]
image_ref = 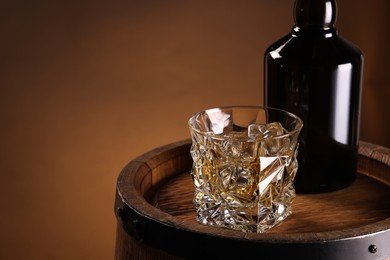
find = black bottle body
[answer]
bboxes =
[264,28,363,193]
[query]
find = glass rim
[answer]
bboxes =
[188,105,303,141]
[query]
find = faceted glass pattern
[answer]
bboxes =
[188,107,303,233]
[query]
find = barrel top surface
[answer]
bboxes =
[155,169,390,234]
[115,140,390,259]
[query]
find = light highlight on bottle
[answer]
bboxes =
[331,63,353,145]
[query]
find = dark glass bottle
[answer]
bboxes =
[264,0,363,193]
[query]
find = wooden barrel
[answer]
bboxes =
[114,140,390,260]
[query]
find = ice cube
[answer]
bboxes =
[248,122,286,139]
[208,111,231,134]
[249,122,290,156]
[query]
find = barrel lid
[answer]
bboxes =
[115,140,390,259]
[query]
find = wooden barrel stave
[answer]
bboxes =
[115,140,390,260]
[359,141,390,185]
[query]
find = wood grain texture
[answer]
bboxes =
[115,224,183,260]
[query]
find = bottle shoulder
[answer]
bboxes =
[336,35,363,56]
[265,30,363,64]
[265,33,292,53]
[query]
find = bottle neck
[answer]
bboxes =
[292,25,338,38]
[294,0,337,29]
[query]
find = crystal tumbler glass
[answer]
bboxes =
[188,106,303,233]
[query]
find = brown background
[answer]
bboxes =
[0,0,389,259]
